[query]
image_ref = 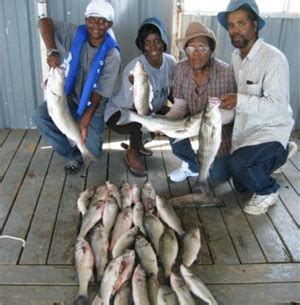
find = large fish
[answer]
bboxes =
[133,201,147,236]
[135,235,159,277]
[90,223,109,281]
[181,227,201,267]
[100,255,123,305]
[112,226,139,258]
[74,237,94,305]
[180,265,218,305]
[144,213,165,254]
[77,187,95,216]
[44,67,96,166]
[117,109,203,140]
[132,264,151,305]
[78,201,105,238]
[141,181,156,213]
[166,193,225,209]
[170,273,196,305]
[102,195,120,235]
[195,98,222,194]
[156,195,184,235]
[159,228,179,279]
[109,207,133,251]
[112,250,136,294]
[132,60,152,115]
[120,182,133,208]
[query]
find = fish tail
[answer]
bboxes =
[79,146,97,168]
[193,178,210,195]
[116,108,131,125]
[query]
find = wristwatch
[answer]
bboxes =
[46,48,59,56]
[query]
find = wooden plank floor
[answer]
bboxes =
[0,128,300,305]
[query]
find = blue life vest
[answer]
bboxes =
[64,25,119,117]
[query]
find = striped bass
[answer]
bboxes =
[132,60,152,115]
[117,109,203,140]
[180,265,218,305]
[44,67,96,166]
[195,98,222,194]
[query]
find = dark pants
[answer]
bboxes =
[107,111,143,150]
[227,141,289,195]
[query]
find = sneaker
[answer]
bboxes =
[243,192,279,215]
[168,161,198,182]
[273,141,298,174]
[64,158,84,175]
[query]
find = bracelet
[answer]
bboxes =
[46,48,59,56]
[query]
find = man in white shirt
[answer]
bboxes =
[217,0,296,215]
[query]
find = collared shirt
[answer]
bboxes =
[232,38,294,152]
[172,57,236,155]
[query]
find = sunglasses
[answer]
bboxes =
[185,45,210,54]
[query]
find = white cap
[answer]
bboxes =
[84,0,115,22]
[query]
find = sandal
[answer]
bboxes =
[124,148,147,177]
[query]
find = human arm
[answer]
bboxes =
[39,18,60,68]
[79,91,101,143]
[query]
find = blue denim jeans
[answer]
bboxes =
[227,142,288,195]
[32,98,106,160]
[169,138,229,180]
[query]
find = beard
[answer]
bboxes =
[230,34,249,49]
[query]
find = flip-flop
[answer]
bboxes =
[121,142,153,157]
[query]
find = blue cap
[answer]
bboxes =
[217,0,265,31]
[136,17,169,49]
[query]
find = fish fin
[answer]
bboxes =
[80,147,97,169]
[192,179,210,195]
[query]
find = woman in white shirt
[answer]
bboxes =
[105,17,176,177]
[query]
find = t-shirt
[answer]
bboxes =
[104,53,176,121]
[53,20,121,116]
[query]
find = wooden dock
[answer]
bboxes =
[0,128,299,305]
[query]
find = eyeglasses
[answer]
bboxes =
[86,17,109,26]
[185,46,210,54]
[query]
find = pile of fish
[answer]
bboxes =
[74,181,218,305]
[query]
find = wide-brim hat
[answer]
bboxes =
[176,21,217,53]
[217,0,265,30]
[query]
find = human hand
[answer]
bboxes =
[47,53,60,68]
[220,93,237,110]
[79,113,92,143]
